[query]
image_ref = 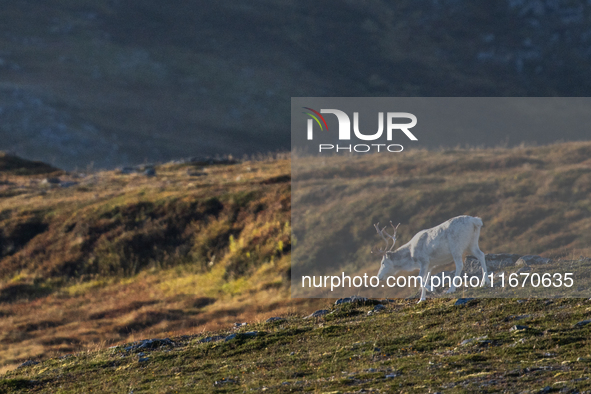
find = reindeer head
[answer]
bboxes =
[373,221,400,280]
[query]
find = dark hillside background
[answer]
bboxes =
[2,0,591,169]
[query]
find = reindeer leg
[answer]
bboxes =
[445,252,464,294]
[470,244,490,285]
[417,261,430,303]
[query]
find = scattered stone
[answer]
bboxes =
[136,338,174,350]
[539,386,552,393]
[305,309,329,319]
[385,373,399,378]
[125,338,175,351]
[266,317,286,323]
[574,320,591,328]
[517,299,527,303]
[368,304,387,315]
[138,357,149,362]
[214,378,237,386]
[144,168,156,177]
[576,357,590,362]
[17,360,39,368]
[510,325,529,332]
[516,266,532,274]
[289,352,295,356]
[225,331,260,341]
[454,298,475,306]
[234,322,248,328]
[516,255,550,266]
[335,295,366,305]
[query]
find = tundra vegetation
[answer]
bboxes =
[0,142,589,392]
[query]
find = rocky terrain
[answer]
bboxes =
[3,1,591,169]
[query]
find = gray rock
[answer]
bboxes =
[266,317,286,323]
[214,378,237,386]
[138,357,149,362]
[334,295,368,305]
[454,298,475,306]
[305,309,330,319]
[137,338,174,350]
[510,325,529,332]
[234,322,248,328]
[125,338,175,351]
[144,168,156,177]
[17,360,39,368]
[373,304,386,312]
[516,255,550,266]
[225,331,259,341]
[574,320,591,328]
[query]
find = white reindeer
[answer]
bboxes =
[374,215,490,303]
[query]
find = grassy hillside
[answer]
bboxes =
[0,142,589,376]
[3,298,591,393]
[292,141,591,298]
[0,154,327,372]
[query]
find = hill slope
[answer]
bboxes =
[0,142,589,373]
[3,298,591,393]
[3,1,591,169]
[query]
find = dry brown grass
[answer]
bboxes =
[0,142,589,370]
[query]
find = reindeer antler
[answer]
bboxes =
[372,221,400,254]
